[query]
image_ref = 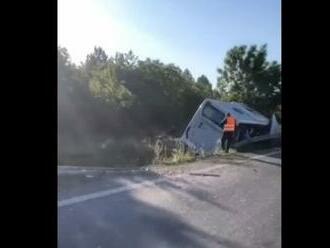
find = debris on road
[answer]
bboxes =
[189,173,220,177]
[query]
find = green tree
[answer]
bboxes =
[58,47,74,92]
[89,64,135,108]
[113,50,138,69]
[59,46,215,138]
[216,44,281,115]
[196,75,213,97]
[58,46,96,144]
[182,68,195,83]
[84,46,109,76]
[196,74,211,87]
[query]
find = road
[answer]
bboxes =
[58,148,281,248]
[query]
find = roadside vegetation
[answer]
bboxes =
[58,45,281,166]
[152,138,196,165]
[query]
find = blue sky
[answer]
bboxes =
[58,0,281,87]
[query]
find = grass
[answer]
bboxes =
[59,137,154,167]
[162,148,196,165]
[59,136,200,167]
[152,138,196,166]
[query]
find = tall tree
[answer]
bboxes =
[182,68,195,83]
[216,44,281,115]
[84,46,109,76]
[196,74,211,87]
[196,74,212,97]
[89,64,135,108]
[113,50,138,69]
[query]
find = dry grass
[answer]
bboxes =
[152,138,196,165]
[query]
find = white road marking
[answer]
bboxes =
[58,166,152,175]
[254,156,281,164]
[58,178,166,208]
[58,149,281,208]
[58,164,230,208]
[250,150,281,160]
[248,151,281,164]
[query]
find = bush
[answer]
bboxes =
[152,137,196,165]
[58,137,154,167]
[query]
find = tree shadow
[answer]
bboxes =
[157,178,238,214]
[251,159,281,167]
[58,169,249,248]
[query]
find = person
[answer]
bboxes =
[221,112,237,153]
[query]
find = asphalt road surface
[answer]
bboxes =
[58,148,281,248]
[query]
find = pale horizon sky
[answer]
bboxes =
[58,0,281,87]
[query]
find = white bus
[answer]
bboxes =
[180,99,280,154]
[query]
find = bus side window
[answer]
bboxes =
[202,103,225,128]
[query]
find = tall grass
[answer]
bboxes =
[152,138,196,165]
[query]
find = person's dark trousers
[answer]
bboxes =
[221,131,234,153]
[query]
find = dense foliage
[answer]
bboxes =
[58,45,281,165]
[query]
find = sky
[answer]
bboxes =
[58,0,281,87]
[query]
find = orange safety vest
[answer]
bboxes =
[224,116,236,132]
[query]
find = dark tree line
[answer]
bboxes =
[58,44,281,163]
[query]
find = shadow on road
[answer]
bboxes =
[158,178,238,214]
[252,159,281,167]
[58,169,248,248]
